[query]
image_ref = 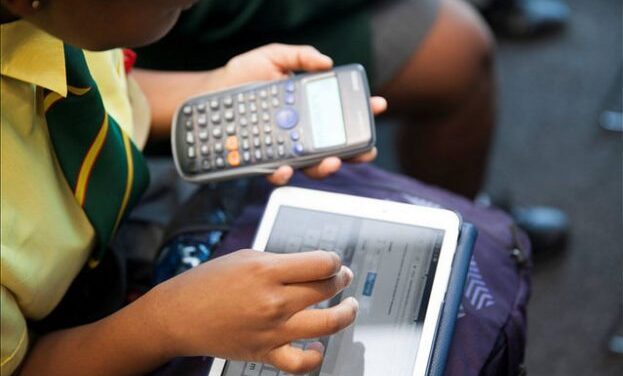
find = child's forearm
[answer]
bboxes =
[131,68,228,141]
[19,293,171,376]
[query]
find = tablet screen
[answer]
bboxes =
[223,206,445,376]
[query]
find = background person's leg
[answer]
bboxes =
[376,0,495,198]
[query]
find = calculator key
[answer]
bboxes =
[240,128,250,138]
[277,135,285,144]
[215,157,225,168]
[196,103,206,113]
[253,137,261,148]
[223,96,233,107]
[249,102,257,112]
[213,142,223,153]
[271,97,279,107]
[275,108,299,129]
[227,151,241,167]
[290,130,300,141]
[212,127,222,138]
[264,135,273,146]
[226,124,236,135]
[187,161,198,173]
[252,126,260,136]
[250,113,259,124]
[259,89,268,98]
[210,112,221,124]
[254,149,262,161]
[260,100,269,110]
[239,116,248,127]
[265,147,274,159]
[185,132,195,144]
[284,93,295,105]
[201,159,211,171]
[200,144,210,155]
[270,85,278,96]
[293,143,304,155]
[261,112,270,122]
[210,99,219,110]
[263,125,272,133]
[224,109,235,122]
[248,91,256,101]
[237,93,245,102]
[243,362,260,376]
[225,136,239,151]
[184,119,193,130]
[197,115,207,127]
[238,103,246,115]
[182,105,192,116]
[243,150,251,163]
[285,80,295,92]
[278,144,286,157]
[187,146,196,159]
[242,139,250,150]
[198,129,208,141]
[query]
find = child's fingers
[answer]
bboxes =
[282,297,359,340]
[263,44,333,73]
[346,147,377,163]
[370,96,387,116]
[284,266,354,311]
[269,250,342,284]
[266,165,294,186]
[263,342,325,375]
[302,157,341,179]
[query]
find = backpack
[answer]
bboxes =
[209,164,532,376]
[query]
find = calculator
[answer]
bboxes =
[171,64,376,183]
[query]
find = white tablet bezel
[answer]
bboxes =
[210,187,460,376]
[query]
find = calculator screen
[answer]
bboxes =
[305,77,347,149]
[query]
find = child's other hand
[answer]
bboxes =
[219,44,387,185]
[146,249,357,374]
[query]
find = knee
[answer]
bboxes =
[382,0,495,115]
[430,0,495,108]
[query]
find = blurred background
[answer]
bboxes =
[376,0,622,374]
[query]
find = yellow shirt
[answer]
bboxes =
[1,21,149,375]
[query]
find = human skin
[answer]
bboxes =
[1,0,387,374]
[379,0,496,198]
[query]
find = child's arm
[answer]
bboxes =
[18,250,356,376]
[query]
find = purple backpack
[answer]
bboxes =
[213,164,532,376]
[153,163,531,376]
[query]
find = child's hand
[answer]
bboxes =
[219,44,388,185]
[146,249,357,374]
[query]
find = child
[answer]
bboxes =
[0,0,386,374]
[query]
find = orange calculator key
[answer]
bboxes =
[227,151,241,167]
[225,136,239,151]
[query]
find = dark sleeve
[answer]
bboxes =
[136,0,374,83]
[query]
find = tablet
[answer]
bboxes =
[209,187,461,376]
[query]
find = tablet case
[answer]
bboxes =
[428,223,478,376]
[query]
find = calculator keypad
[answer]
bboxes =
[180,80,303,175]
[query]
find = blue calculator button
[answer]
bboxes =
[275,108,299,129]
[284,93,295,105]
[290,130,300,141]
[284,80,295,93]
[293,143,304,155]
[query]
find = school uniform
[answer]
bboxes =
[0,21,150,375]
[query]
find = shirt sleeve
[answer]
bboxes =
[1,286,29,376]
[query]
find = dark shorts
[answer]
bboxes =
[371,0,440,87]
